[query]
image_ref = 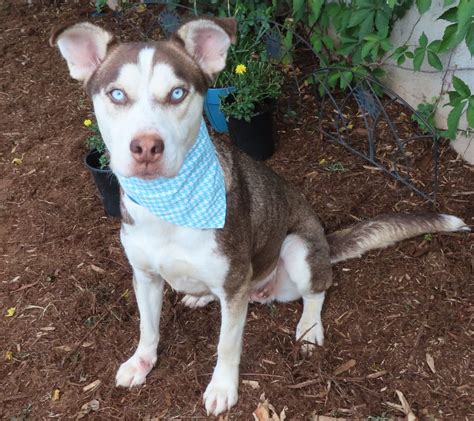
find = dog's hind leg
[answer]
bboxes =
[278,229,331,355]
[116,270,164,387]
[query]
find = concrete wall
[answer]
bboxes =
[382,0,474,164]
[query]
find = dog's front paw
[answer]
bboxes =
[296,321,324,356]
[181,294,216,308]
[116,353,157,388]
[203,378,238,416]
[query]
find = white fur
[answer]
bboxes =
[440,214,471,232]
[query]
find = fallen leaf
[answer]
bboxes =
[366,370,387,379]
[12,157,23,165]
[54,345,72,352]
[395,390,417,420]
[253,394,286,421]
[425,353,436,373]
[83,379,101,393]
[333,359,356,376]
[52,389,60,401]
[90,264,105,274]
[5,351,13,361]
[242,380,260,389]
[77,399,100,419]
[6,307,16,317]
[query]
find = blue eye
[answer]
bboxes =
[170,87,186,103]
[109,89,127,104]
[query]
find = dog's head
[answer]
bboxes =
[51,18,236,179]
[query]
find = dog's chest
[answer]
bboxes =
[121,199,229,295]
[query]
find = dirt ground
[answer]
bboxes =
[1,3,473,420]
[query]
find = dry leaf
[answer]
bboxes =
[366,370,387,379]
[54,345,72,352]
[5,351,13,361]
[90,264,105,274]
[52,389,60,401]
[83,379,101,393]
[395,390,417,421]
[242,380,260,389]
[6,307,16,317]
[425,353,436,373]
[12,157,23,165]
[77,399,100,419]
[333,359,356,376]
[253,394,285,421]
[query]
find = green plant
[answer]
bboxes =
[84,118,109,169]
[411,99,438,134]
[218,36,283,122]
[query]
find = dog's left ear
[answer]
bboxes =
[173,18,237,81]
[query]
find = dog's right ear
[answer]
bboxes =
[50,22,114,84]
[172,18,237,82]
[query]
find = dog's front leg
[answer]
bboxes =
[204,289,249,416]
[116,269,164,388]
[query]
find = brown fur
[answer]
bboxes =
[214,142,332,298]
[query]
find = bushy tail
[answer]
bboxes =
[328,214,470,264]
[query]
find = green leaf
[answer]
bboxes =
[443,0,456,5]
[465,22,474,56]
[328,71,340,88]
[308,0,324,22]
[445,102,465,139]
[413,48,426,71]
[361,40,376,59]
[419,32,428,48]
[293,0,305,21]
[397,54,406,65]
[348,8,371,28]
[322,35,334,50]
[427,50,443,70]
[340,71,353,89]
[467,97,474,127]
[452,75,471,97]
[428,39,442,52]
[375,10,389,37]
[310,32,323,53]
[358,11,375,39]
[437,6,457,22]
[448,90,461,104]
[456,0,474,42]
[387,0,397,7]
[439,23,458,51]
[416,0,432,14]
[405,51,414,58]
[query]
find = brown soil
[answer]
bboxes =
[1,3,473,420]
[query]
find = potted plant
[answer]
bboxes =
[83,118,121,218]
[220,42,283,161]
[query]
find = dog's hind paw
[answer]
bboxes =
[181,294,216,308]
[115,353,156,388]
[203,379,238,416]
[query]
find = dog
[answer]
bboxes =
[51,17,470,416]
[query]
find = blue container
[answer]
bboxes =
[203,87,234,133]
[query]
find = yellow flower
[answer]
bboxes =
[5,351,13,361]
[235,64,247,75]
[6,307,15,317]
[83,119,93,127]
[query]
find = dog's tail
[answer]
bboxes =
[328,214,470,264]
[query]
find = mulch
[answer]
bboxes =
[1,2,473,420]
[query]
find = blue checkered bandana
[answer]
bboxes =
[116,120,226,229]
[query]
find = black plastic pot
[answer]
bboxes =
[84,150,121,218]
[227,103,276,161]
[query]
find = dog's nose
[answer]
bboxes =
[130,133,164,164]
